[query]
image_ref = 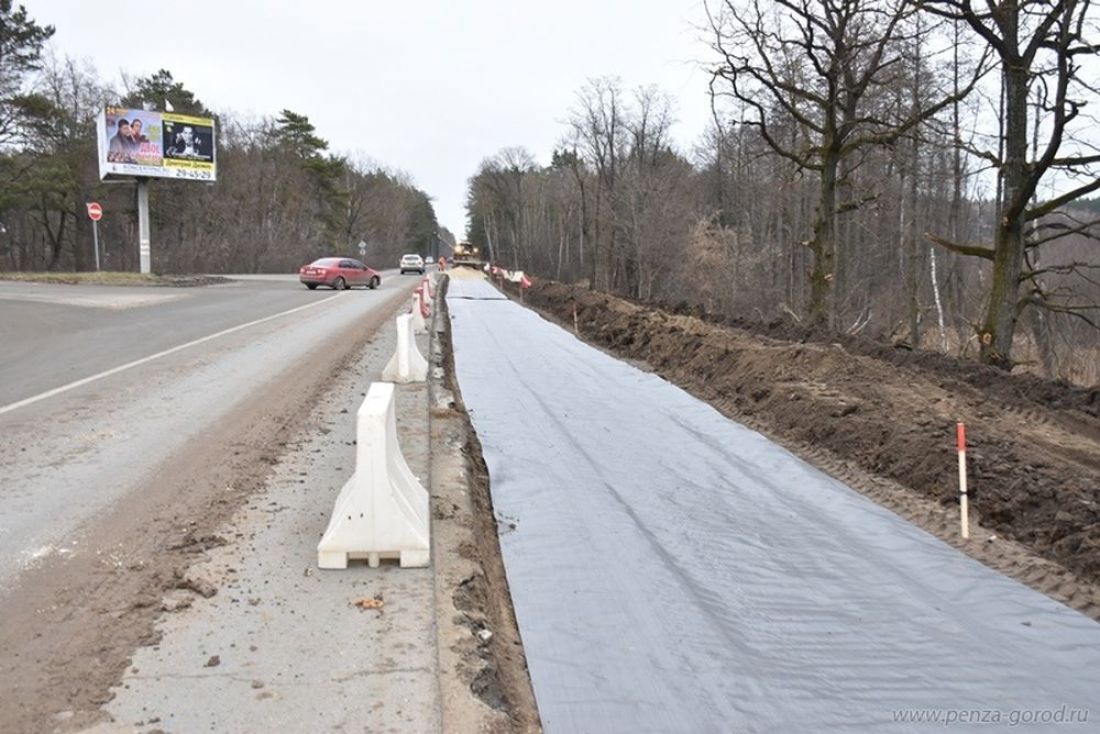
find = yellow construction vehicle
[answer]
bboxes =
[452,242,486,268]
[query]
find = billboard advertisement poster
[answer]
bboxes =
[97,107,217,182]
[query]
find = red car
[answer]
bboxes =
[299,257,381,290]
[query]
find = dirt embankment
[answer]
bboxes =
[515,279,1100,619]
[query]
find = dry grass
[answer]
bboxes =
[1012,340,1100,388]
[0,271,168,286]
[932,326,1099,388]
[0,272,232,288]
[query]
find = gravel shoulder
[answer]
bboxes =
[0,288,409,733]
[97,303,439,733]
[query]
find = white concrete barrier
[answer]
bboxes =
[410,293,428,335]
[382,313,428,383]
[317,382,430,569]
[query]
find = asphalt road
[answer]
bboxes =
[0,271,419,588]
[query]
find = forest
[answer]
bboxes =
[465,0,1100,380]
[0,2,441,277]
[2,1,1097,380]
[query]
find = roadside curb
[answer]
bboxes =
[429,275,543,733]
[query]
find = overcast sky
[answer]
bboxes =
[32,0,716,237]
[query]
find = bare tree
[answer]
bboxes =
[922,0,1100,367]
[708,0,984,326]
[568,77,629,291]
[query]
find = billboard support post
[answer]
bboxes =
[92,220,101,271]
[137,178,151,274]
[97,107,217,275]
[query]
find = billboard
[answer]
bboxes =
[97,107,217,181]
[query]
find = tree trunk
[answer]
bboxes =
[808,151,838,327]
[906,140,922,348]
[1028,296,1057,378]
[591,186,602,289]
[43,206,66,271]
[72,197,88,272]
[980,63,1029,369]
[929,246,948,352]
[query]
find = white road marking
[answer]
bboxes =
[0,295,340,416]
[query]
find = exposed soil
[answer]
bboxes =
[432,276,543,733]
[511,278,1100,621]
[0,287,410,734]
[666,299,1100,414]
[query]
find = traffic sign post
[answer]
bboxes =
[86,202,103,271]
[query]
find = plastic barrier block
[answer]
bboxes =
[382,313,428,383]
[317,382,430,569]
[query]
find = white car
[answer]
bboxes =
[425,256,435,264]
[400,254,425,275]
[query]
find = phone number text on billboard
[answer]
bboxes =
[99,161,216,181]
